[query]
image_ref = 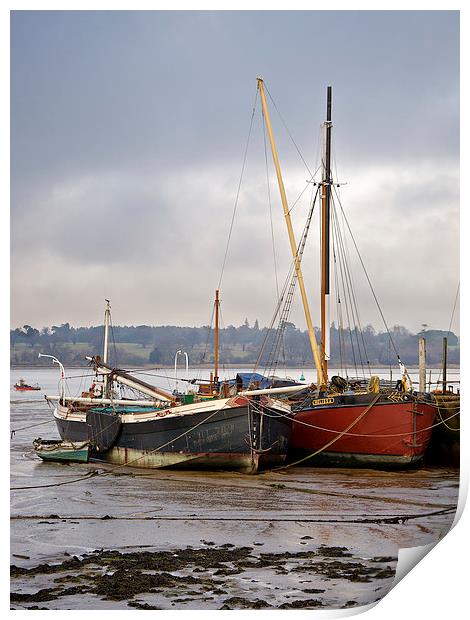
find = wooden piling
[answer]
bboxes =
[419,337,426,393]
[442,337,448,393]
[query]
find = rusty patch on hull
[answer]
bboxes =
[54,402,291,474]
[93,446,265,474]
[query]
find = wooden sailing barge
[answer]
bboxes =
[36,81,441,471]
[257,78,436,467]
[290,390,436,467]
[39,301,296,473]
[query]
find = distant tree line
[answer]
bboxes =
[10,320,459,368]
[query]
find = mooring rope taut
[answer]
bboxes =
[11,470,99,491]
[100,396,244,472]
[10,418,56,438]
[10,506,456,523]
[274,393,382,470]
[433,398,460,432]
[251,397,460,438]
[16,397,254,490]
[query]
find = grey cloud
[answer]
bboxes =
[11,11,459,334]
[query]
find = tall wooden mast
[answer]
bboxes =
[320,87,332,381]
[103,299,111,397]
[214,289,220,384]
[257,78,324,387]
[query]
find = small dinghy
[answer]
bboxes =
[33,438,90,463]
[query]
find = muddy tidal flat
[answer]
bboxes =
[11,397,459,610]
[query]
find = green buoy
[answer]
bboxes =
[300,372,305,381]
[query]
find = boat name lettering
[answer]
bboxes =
[311,397,335,406]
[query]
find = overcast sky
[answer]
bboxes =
[10,10,459,335]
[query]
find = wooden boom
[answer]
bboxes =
[86,356,176,402]
[257,77,324,386]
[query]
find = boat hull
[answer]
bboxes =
[33,440,90,463]
[290,392,436,468]
[53,397,291,474]
[426,394,460,467]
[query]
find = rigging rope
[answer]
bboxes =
[332,247,346,376]
[435,281,460,389]
[217,88,258,292]
[262,108,280,304]
[331,196,371,377]
[252,185,320,380]
[109,313,119,368]
[332,184,402,364]
[264,186,320,378]
[264,83,314,179]
[197,303,216,383]
[331,197,359,376]
[251,259,296,378]
[287,178,318,216]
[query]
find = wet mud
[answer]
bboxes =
[11,397,459,610]
[11,545,398,609]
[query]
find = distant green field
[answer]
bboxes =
[10,336,460,368]
[10,341,252,366]
[112,343,152,360]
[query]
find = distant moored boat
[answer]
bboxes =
[14,378,41,391]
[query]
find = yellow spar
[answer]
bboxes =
[257,77,324,387]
